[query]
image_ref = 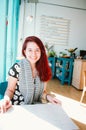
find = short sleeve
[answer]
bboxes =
[8,63,20,79]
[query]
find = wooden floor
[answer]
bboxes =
[46,78,86,130]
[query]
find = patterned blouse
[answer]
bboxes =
[8,63,24,105]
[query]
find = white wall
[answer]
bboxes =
[39,0,86,9]
[17,0,86,57]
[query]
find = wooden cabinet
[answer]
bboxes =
[72,59,86,90]
[55,57,74,85]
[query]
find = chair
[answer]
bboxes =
[80,71,86,103]
[0,81,8,99]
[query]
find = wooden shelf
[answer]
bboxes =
[55,57,74,85]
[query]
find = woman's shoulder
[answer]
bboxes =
[8,62,20,78]
[9,62,20,73]
[11,62,20,68]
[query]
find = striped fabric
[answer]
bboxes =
[19,58,44,104]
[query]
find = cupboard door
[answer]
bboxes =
[80,61,86,89]
[72,59,86,90]
[72,60,82,89]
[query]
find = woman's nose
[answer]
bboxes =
[32,51,36,56]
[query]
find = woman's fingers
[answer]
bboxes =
[0,99,6,113]
[0,98,12,113]
[53,98,62,105]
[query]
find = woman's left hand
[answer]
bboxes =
[46,94,62,105]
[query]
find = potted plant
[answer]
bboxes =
[45,43,57,57]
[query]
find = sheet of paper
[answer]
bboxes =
[0,103,79,130]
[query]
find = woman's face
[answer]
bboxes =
[24,41,41,64]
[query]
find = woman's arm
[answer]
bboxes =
[0,76,17,113]
[5,76,17,99]
[42,82,62,105]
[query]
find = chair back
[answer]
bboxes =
[0,81,8,99]
[83,71,86,87]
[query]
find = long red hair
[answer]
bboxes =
[22,36,52,81]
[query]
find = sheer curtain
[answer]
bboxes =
[0,0,20,82]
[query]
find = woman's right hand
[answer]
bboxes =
[0,95,12,113]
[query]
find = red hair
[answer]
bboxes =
[22,36,52,81]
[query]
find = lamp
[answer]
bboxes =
[26,2,33,22]
[26,15,33,22]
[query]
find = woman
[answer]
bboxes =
[0,36,61,113]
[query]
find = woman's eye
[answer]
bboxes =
[36,50,39,52]
[27,48,40,53]
[28,49,32,52]
[36,49,40,53]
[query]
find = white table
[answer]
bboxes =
[0,103,79,130]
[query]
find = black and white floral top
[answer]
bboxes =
[8,61,44,105]
[8,63,24,105]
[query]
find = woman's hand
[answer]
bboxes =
[0,95,12,113]
[46,94,62,105]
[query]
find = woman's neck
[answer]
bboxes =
[30,63,36,70]
[30,63,37,78]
